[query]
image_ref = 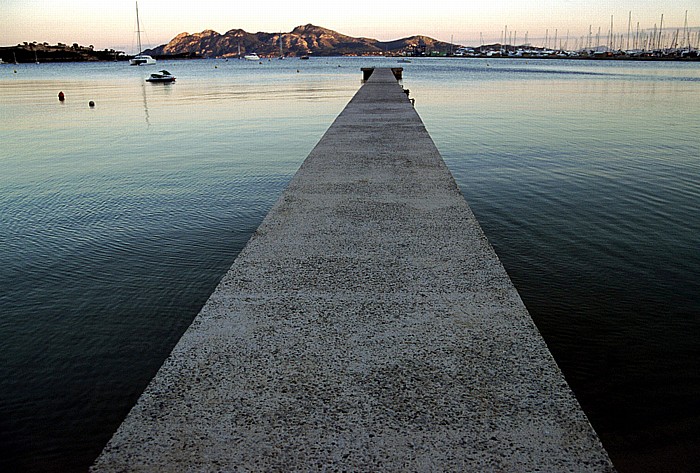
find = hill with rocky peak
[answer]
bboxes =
[145,24,458,58]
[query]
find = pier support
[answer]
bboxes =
[92,68,614,472]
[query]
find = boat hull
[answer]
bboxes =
[130,55,156,66]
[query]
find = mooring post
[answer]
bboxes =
[391,67,403,80]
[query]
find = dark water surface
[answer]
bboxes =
[1,58,698,471]
[410,59,700,472]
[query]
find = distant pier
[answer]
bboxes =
[92,68,614,471]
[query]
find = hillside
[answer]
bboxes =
[145,24,458,58]
[0,42,123,63]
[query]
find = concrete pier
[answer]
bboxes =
[92,68,614,471]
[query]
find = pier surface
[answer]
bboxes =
[92,69,614,471]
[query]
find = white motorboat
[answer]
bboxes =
[146,70,175,83]
[244,53,260,61]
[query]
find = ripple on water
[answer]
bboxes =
[1,58,699,472]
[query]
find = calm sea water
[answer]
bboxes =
[1,57,698,472]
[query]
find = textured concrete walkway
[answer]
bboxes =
[92,68,614,471]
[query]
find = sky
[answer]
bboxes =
[1,0,696,51]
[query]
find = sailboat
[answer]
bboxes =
[129,2,156,66]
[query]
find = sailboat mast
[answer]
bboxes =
[609,15,613,51]
[627,11,632,51]
[136,2,143,54]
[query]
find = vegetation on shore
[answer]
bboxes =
[0,42,125,63]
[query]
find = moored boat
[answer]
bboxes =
[243,53,260,61]
[146,70,175,83]
[129,2,156,66]
[131,54,156,66]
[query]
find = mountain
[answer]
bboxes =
[145,24,459,58]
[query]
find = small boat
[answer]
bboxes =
[397,58,412,63]
[244,53,260,61]
[146,70,175,83]
[300,55,310,60]
[131,54,156,66]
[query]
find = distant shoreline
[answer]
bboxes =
[2,44,698,64]
[3,54,698,63]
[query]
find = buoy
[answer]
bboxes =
[89,101,95,107]
[58,91,65,101]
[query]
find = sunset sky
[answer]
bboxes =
[2,0,696,51]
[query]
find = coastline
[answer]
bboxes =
[3,44,699,63]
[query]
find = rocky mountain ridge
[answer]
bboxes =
[145,24,458,57]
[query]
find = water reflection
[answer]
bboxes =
[140,81,150,126]
[1,58,698,473]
